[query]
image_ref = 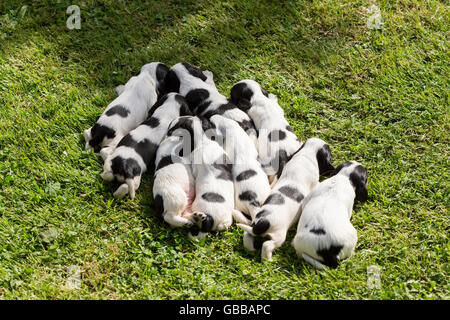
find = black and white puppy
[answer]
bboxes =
[84,62,169,153]
[210,114,271,225]
[167,116,234,239]
[100,93,191,199]
[152,134,195,228]
[292,161,368,269]
[230,79,302,185]
[165,62,258,144]
[237,138,335,261]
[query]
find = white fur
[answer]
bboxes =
[210,115,271,225]
[292,161,363,268]
[153,135,195,228]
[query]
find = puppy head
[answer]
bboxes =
[296,138,335,177]
[163,62,208,95]
[148,93,193,117]
[140,62,169,96]
[333,161,368,202]
[229,79,269,112]
[85,123,116,152]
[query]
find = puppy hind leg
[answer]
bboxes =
[243,232,256,252]
[163,213,194,228]
[113,183,129,199]
[261,234,286,262]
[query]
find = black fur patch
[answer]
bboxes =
[201,192,225,203]
[148,94,169,116]
[153,194,164,221]
[238,119,256,135]
[117,135,158,166]
[310,228,326,235]
[111,156,141,179]
[156,63,169,92]
[105,105,130,117]
[274,149,289,179]
[182,62,207,81]
[278,186,304,203]
[185,88,211,115]
[236,169,257,181]
[316,144,335,177]
[252,218,270,235]
[263,193,285,205]
[163,69,180,93]
[175,94,192,116]
[268,129,287,142]
[89,123,116,152]
[200,213,215,232]
[155,155,174,171]
[143,116,160,128]
[317,245,343,269]
[229,82,253,112]
[239,191,260,207]
[349,165,368,202]
[255,209,270,219]
[213,163,233,181]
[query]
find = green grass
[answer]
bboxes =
[0,0,448,299]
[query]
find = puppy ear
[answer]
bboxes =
[330,161,353,177]
[349,165,368,202]
[182,62,207,81]
[200,117,216,133]
[316,144,335,177]
[162,69,180,94]
[230,82,253,112]
[175,94,193,116]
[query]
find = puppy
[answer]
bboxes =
[100,93,192,199]
[165,62,258,143]
[230,79,302,185]
[84,62,169,153]
[167,116,234,239]
[292,161,368,269]
[152,134,195,228]
[237,138,335,261]
[210,114,271,225]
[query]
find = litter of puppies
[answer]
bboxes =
[84,62,369,269]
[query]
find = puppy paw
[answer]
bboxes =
[113,183,128,199]
[192,211,207,223]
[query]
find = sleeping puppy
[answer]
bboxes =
[210,114,271,225]
[237,138,335,262]
[152,134,195,228]
[167,116,234,239]
[100,93,192,199]
[84,62,169,153]
[292,161,368,269]
[230,79,302,185]
[164,62,257,144]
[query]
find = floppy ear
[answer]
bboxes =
[229,82,253,112]
[175,95,193,116]
[182,62,207,81]
[349,165,368,202]
[155,63,169,95]
[316,144,335,177]
[200,116,216,133]
[330,161,353,177]
[162,69,180,94]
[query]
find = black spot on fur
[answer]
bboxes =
[111,156,141,179]
[185,88,211,115]
[143,116,160,128]
[182,62,207,81]
[263,193,285,205]
[316,144,335,177]
[200,213,215,232]
[317,245,343,269]
[252,218,270,235]
[148,94,169,116]
[155,155,174,171]
[349,165,369,202]
[153,194,164,221]
[105,105,130,117]
[189,225,200,237]
[238,119,257,137]
[117,135,158,167]
[255,209,270,219]
[230,82,253,112]
[155,63,169,95]
[175,94,192,116]
[200,116,216,133]
[275,149,289,179]
[278,186,304,203]
[89,123,116,152]
[213,163,233,181]
[201,192,225,203]
[236,169,257,181]
[239,191,260,207]
[310,228,326,235]
[268,129,287,142]
[167,117,195,151]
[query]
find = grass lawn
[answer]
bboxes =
[0,0,448,299]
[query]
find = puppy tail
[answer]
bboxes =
[126,178,136,200]
[301,253,327,270]
[237,223,255,236]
